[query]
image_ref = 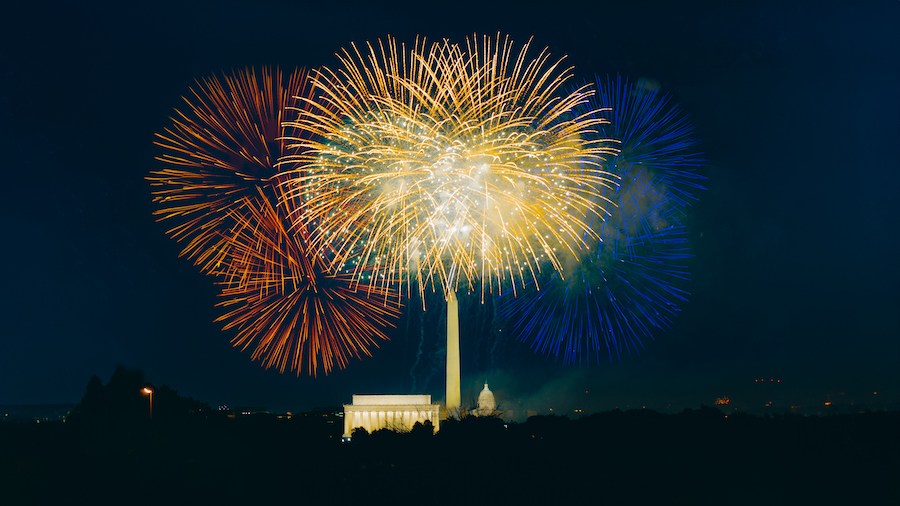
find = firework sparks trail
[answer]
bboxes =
[595,75,705,207]
[280,34,619,302]
[212,186,401,376]
[151,67,400,376]
[496,75,705,364]
[149,67,312,273]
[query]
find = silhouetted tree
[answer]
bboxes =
[152,384,210,423]
[67,366,146,426]
[350,426,369,442]
[67,375,104,424]
[67,366,209,427]
[409,419,434,438]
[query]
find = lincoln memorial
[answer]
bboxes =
[342,394,441,439]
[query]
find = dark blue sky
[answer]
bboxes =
[1,0,897,414]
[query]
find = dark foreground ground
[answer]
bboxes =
[2,408,897,506]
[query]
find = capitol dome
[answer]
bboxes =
[476,383,496,414]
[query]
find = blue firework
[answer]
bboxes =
[495,75,705,364]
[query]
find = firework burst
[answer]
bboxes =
[212,186,400,377]
[152,67,400,376]
[149,66,312,273]
[496,75,705,364]
[281,34,619,301]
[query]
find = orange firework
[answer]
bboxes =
[151,67,400,376]
[212,186,400,377]
[149,66,311,273]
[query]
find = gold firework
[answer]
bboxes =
[281,34,619,301]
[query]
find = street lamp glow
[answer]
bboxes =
[142,386,154,420]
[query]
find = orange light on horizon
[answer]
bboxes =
[825,401,832,406]
[142,386,153,420]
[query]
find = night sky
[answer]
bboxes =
[1,0,897,415]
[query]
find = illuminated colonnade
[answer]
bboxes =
[343,395,441,439]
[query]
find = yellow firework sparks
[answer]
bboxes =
[281,34,619,301]
[212,187,400,377]
[149,66,312,273]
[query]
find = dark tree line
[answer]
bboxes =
[66,365,210,427]
[2,370,897,505]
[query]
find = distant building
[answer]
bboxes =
[342,395,441,440]
[471,383,497,417]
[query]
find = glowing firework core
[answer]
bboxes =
[283,35,619,299]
